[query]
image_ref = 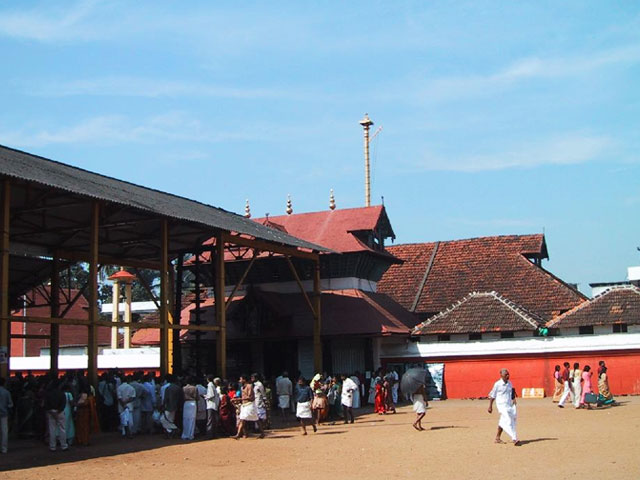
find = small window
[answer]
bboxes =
[469,333,482,340]
[579,326,594,335]
[613,324,628,333]
[437,334,450,342]
[500,331,514,339]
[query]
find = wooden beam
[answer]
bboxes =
[215,232,226,378]
[172,256,183,375]
[223,232,320,261]
[313,258,322,374]
[170,324,220,332]
[8,315,89,326]
[132,268,161,310]
[0,180,9,378]
[225,251,258,310]
[87,202,99,387]
[168,266,175,374]
[159,219,170,375]
[50,257,60,375]
[55,249,161,271]
[284,256,316,317]
[10,334,50,340]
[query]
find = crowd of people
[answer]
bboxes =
[0,368,403,452]
[0,361,619,453]
[552,360,615,409]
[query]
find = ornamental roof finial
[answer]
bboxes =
[286,194,293,215]
[329,189,336,210]
[244,199,251,218]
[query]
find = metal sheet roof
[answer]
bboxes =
[0,145,329,253]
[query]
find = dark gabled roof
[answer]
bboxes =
[0,144,329,254]
[412,291,542,335]
[377,234,585,321]
[132,288,416,345]
[546,285,640,328]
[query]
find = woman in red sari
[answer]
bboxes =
[374,379,385,414]
[218,386,237,436]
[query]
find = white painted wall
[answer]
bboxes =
[380,333,640,359]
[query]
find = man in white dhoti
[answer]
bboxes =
[341,374,357,424]
[391,369,399,404]
[487,369,520,446]
[117,377,136,439]
[251,373,268,431]
[181,378,198,441]
[235,375,264,439]
[275,372,293,420]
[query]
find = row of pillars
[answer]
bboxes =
[0,178,322,386]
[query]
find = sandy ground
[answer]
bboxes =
[1,397,639,480]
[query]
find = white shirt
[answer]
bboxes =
[276,376,292,396]
[254,381,266,408]
[117,382,136,412]
[205,381,220,410]
[341,377,358,406]
[489,379,514,407]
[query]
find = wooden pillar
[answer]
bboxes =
[87,201,99,387]
[214,232,226,378]
[172,257,182,375]
[50,257,60,376]
[0,180,10,378]
[313,258,322,373]
[159,220,170,375]
[110,280,119,349]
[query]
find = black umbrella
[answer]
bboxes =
[400,368,428,396]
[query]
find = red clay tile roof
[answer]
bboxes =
[412,291,542,335]
[378,234,585,321]
[131,292,206,345]
[191,205,396,264]
[546,285,640,328]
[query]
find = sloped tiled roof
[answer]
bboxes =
[546,285,640,328]
[191,205,399,264]
[378,234,585,321]
[412,291,542,335]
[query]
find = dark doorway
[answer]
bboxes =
[263,340,298,380]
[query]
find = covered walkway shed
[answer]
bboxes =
[0,145,328,385]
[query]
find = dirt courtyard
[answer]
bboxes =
[2,397,638,480]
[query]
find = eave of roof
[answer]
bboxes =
[0,145,329,253]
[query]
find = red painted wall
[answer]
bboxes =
[383,350,640,398]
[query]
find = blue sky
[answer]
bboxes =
[0,1,639,294]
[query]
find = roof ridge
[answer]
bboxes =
[412,290,541,334]
[546,283,640,328]
[389,233,543,248]
[514,255,587,300]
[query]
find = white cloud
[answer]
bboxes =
[411,134,612,172]
[0,1,100,42]
[404,44,640,104]
[0,112,255,148]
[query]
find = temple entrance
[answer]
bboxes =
[263,340,298,380]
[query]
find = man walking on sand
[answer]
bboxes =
[488,369,519,446]
[557,362,574,408]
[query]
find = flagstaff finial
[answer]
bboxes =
[286,194,293,215]
[360,113,374,207]
[329,189,336,210]
[244,199,251,218]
